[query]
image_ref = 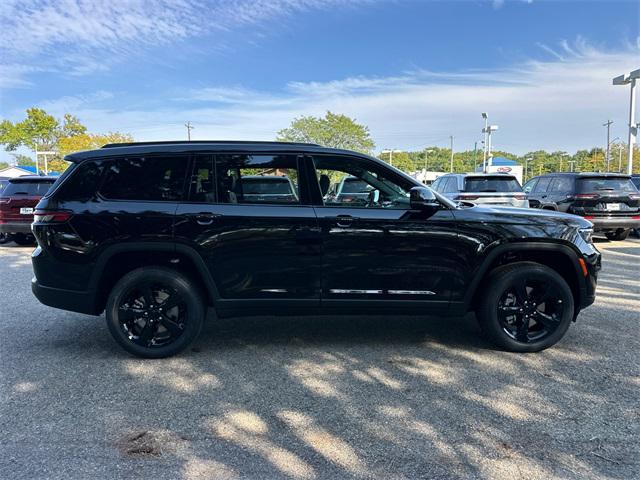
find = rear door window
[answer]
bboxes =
[443,177,458,193]
[215,154,300,205]
[2,181,55,196]
[577,177,636,193]
[533,177,552,193]
[523,178,538,193]
[464,176,522,192]
[549,176,574,193]
[100,155,188,201]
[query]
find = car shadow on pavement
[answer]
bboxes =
[2,242,639,480]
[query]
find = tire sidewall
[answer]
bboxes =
[479,264,574,353]
[105,267,204,358]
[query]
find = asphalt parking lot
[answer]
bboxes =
[0,239,638,480]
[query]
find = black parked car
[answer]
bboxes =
[32,141,600,358]
[523,173,640,240]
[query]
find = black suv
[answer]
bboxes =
[31,141,600,358]
[523,173,640,240]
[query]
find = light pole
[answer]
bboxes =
[381,149,402,167]
[603,119,613,171]
[524,155,532,180]
[423,149,434,172]
[568,160,576,172]
[613,69,639,175]
[481,112,488,168]
[449,136,454,172]
[482,125,499,171]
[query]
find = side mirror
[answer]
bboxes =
[410,186,440,212]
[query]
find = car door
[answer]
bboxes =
[174,153,321,310]
[547,176,574,212]
[308,154,460,312]
[532,176,553,208]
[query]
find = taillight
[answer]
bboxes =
[583,216,594,220]
[514,194,528,200]
[632,215,640,220]
[630,193,640,200]
[0,198,9,204]
[574,193,600,200]
[33,209,73,223]
[455,194,479,201]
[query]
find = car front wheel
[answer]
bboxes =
[105,267,205,358]
[477,262,574,352]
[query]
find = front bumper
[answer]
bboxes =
[0,222,33,234]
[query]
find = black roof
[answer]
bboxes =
[9,175,57,183]
[65,140,352,162]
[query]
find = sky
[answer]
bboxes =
[0,0,639,164]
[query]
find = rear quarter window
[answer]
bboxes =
[53,161,105,201]
[100,155,188,201]
[464,177,522,192]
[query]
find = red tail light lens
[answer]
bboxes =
[632,215,640,220]
[575,193,600,200]
[583,216,594,220]
[514,195,528,200]
[33,210,72,223]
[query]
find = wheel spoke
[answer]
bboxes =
[118,306,140,324]
[532,284,552,304]
[513,279,528,303]
[534,310,557,329]
[516,317,530,342]
[160,314,183,336]
[140,285,155,307]
[159,292,182,311]
[137,320,157,346]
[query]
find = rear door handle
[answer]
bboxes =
[187,212,222,225]
[335,215,357,228]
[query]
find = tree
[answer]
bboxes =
[0,162,8,170]
[12,154,35,166]
[277,111,375,154]
[379,151,415,172]
[58,132,134,157]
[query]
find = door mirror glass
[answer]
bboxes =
[410,186,439,211]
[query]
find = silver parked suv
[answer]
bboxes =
[431,173,529,208]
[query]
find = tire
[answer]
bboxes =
[0,233,9,245]
[105,267,205,358]
[12,233,35,246]
[477,262,574,353]
[604,229,630,241]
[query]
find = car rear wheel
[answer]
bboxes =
[604,229,630,241]
[105,267,205,358]
[477,262,574,352]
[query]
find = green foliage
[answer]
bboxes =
[0,161,8,170]
[12,154,35,166]
[378,151,415,172]
[277,111,375,154]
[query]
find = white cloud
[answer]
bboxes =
[5,39,638,161]
[0,0,367,86]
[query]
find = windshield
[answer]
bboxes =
[240,178,293,195]
[464,177,522,193]
[577,177,636,193]
[2,181,54,197]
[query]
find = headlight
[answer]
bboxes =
[579,228,593,244]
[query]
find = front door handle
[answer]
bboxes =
[335,215,357,228]
[187,212,222,225]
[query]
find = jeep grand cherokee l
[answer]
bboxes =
[31,141,600,358]
[524,173,640,240]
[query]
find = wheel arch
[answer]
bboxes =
[89,242,219,313]
[465,242,586,313]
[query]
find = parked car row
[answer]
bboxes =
[431,172,640,240]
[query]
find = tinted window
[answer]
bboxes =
[55,161,104,201]
[100,156,188,201]
[430,177,442,191]
[577,177,637,193]
[533,177,552,193]
[632,177,640,189]
[188,155,215,203]
[0,179,8,193]
[523,178,538,194]
[2,180,55,196]
[464,176,522,192]
[549,176,574,193]
[216,154,299,204]
[444,177,458,193]
[314,155,411,209]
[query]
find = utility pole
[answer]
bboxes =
[185,122,194,141]
[481,113,488,169]
[613,69,639,175]
[603,119,613,172]
[449,136,454,172]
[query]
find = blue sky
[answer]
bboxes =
[1,0,639,163]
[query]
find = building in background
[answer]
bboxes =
[476,157,523,184]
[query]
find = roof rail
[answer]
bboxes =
[101,140,320,149]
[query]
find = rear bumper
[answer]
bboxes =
[31,278,101,315]
[586,216,640,231]
[0,222,33,234]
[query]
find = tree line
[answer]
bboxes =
[2,109,638,178]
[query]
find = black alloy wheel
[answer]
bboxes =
[106,267,205,358]
[478,262,574,352]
